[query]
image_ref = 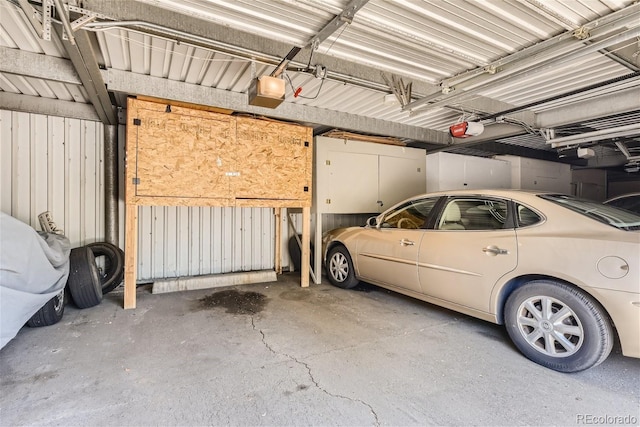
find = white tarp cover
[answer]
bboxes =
[0,212,70,349]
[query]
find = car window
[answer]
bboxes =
[382,197,439,229]
[437,198,509,231]
[516,204,543,227]
[604,195,640,215]
[541,194,640,231]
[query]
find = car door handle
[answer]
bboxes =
[482,245,509,256]
[400,239,415,246]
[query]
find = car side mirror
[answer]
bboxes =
[366,216,379,228]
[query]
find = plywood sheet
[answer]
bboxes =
[132,106,235,200]
[235,117,312,203]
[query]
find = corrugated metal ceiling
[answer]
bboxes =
[1,0,639,170]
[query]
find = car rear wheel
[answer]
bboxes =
[326,246,359,289]
[26,288,65,327]
[505,280,613,373]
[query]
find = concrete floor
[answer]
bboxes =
[1,273,639,426]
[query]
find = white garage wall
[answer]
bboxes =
[0,110,105,248]
[1,109,276,282]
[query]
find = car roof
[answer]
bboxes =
[409,189,551,200]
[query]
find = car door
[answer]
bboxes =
[418,197,518,314]
[356,197,439,294]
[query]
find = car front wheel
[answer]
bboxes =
[326,246,359,289]
[504,280,613,373]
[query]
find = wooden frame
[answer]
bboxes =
[124,98,313,308]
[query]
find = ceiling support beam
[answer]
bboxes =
[102,69,450,144]
[0,46,81,84]
[55,25,117,125]
[0,92,100,121]
[272,0,369,78]
[446,97,535,126]
[535,86,640,128]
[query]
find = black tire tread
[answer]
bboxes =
[26,290,65,327]
[67,246,103,309]
[86,242,124,295]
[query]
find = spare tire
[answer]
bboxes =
[86,242,124,295]
[67,246,103,309]
[27,288,65,327]
[287,235,315,272]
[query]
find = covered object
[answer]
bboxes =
[0,213,70,349]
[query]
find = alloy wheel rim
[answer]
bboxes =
[330,253,348,282]
[53,289,64,312]
[516,295,584,358]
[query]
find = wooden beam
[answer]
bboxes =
[124,203,138,309]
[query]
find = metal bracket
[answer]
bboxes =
[57,4,110,41]
[42,0,54,40]
[17,0,47,40]
[573,27,590,40]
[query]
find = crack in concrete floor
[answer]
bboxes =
[250,316,380,426]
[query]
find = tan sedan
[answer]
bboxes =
[323,190,640,372]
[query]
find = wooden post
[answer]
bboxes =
[274,208,282,274]
[124,204,138,309]
[300,206,310,287]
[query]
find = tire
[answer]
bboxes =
[326,245,359,289]
[67,246,103,309]
[504,280,613,373]
[26,288,65,327]
[86,242,124,295]
[287,235,314,272]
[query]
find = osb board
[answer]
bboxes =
[127,99,235,202]
[126,98,313,207]
[235,117,312,203]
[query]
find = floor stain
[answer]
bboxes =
[278,289,311,301]
[198,290,268,315]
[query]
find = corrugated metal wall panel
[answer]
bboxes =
[0,109,104,247]
[135,205,276,281]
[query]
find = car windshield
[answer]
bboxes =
[540,194,640,231]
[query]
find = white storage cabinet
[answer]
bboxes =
[496,155,571,194]
[426,152,511,192]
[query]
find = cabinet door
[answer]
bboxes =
[436,153,466,191]
[234,117,312,202]
[378,155,426,211]
[133,108,234,200]
[463,157,510,190]
[322,151,379,213]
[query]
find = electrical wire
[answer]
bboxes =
[284,72,326,100]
